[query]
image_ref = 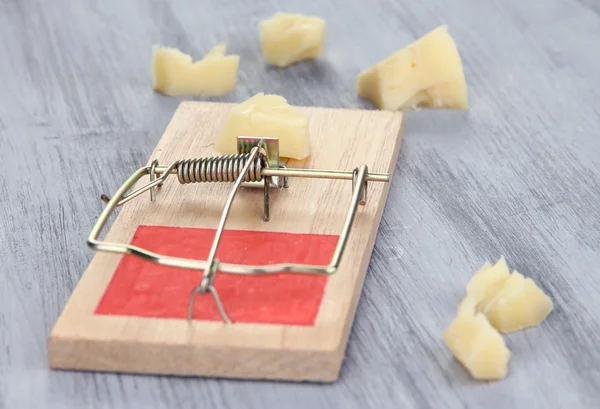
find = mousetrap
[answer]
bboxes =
[48,101,404,382]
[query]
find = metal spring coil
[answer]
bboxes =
[176,154,264,184]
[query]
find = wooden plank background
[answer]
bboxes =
[1,0,599,407]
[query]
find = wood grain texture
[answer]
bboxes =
[1,0,599,407]
[47,101,404,382]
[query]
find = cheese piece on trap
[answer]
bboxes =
[443,297,511,381]
[152,43,239,97]
[357,25,468,111]
[260,12,326,67]
[215,93,311,160]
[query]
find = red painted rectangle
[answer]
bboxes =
[95,225,339,326]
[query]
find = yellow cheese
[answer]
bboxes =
[481,271,554,333]
[466,257,510,306]
[357,25,468,111]
[445,257,554,380]
[464,257,554,333]
[259,12,326,67]
[152,43,239,97]
[443,297,511,381]
[214,93,311,160]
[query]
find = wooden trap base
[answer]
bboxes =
[48,101,404,382]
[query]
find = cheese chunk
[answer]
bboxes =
[481,270,554,333]
[444,297,511,381]
[152,43,239,97]
[357,25,468,111]
[260,12,326,67]
[466,257,510,306]
[465,257,554,333]
[214,93,311,160]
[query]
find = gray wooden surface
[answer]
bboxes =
[1,0,599,407]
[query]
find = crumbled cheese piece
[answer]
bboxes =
[357,25,468,110]
[152,43,239,97]
[260,12,326,67]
